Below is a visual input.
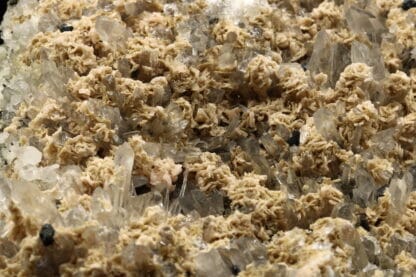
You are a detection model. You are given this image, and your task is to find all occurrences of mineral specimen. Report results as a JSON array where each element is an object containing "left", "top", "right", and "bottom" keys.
[{"left": 0, "top": 0, "right": 415, "bottom": 275}]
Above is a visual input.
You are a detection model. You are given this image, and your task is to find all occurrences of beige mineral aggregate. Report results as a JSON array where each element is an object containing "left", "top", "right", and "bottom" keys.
[{"left": 0, "top": 0, "right": 416, "bottom": 276}]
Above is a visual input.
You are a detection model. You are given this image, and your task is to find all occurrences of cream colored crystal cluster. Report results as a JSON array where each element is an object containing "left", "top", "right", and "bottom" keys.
[{"left": 0, "top": 0, "right": 416, "bottom": 276}]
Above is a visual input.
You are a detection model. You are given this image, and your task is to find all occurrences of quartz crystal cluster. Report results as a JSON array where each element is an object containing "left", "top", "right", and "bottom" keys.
[{"left": 0, "top": 0, "right": 416, "bottom": 275}]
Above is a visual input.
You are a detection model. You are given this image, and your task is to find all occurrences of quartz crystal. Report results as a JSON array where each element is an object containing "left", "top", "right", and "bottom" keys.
[
  {"left": 95, "top": 16, "right": 131, "bottom": 49},
  {"left": 308, "top": 30, "right": 351, "bottom": 87},
  {"left": 388, "top": 173, "right": 413, "bottom": 213},
  {"left": 195, "top": 249, "right": 232, "bottom": 277},
  {"left": 351, "top": 41, "right": 385, "bottom": 80},
  {"left": 313, "top": 107, "right": 342, "bottom": 144},
  {"left": 345, "top": 6, "right": 386, "bottom": 43},
  {"left": 112, "top": 142, "right": 135, "bottom": 211},
  {"left": 179, "top": 188, "right": 224, "bottom": 216},
  {"left": 352, "top": 168, "right": 377, "bottom": 208}
]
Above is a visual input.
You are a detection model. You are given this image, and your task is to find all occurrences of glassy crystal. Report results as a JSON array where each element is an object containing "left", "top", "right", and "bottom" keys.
[
  {"left": 313, "top": 107, "right": 342, "bottom": 145},
  {"left": 194, "top": 249, "right": 232, "bottom": 277},
  {"left": 179, "top": 188, "right": 224, "bottom": 216},
  {"left": 386, "top": 233, "right": 416, "bottom": 258},
  {"left": 345, "top": 6, "right": 386, "bottom": 43},
  {"left": 231, "top": 237, "right": 267, "bottom": 264},
  {"left": 331, "top": 202, "right": 354, "bottom": 221},
  {"left": 352, "top": 168, "right": 377, "bottom": 207},
  {"left": 259, "top": 133, "right": 279, "bottom": 158},
  {"left": 351, "top": 41, "right": 385, "bottom": 80},
  {"left": 112, "top": 142, "right": 135, "bottom": 211},
  {"left": 95, "top": 17, "right": 131, "bottom": 49},
  {"left": 17, "top": 146, "right": 42, "bottom": 166},
  {"left": 10, "top": 179, "right": 60, "bottom": 224},
  {"left": 388, "top": 174, "right": 412, "bottom": 212},
  {"left": 308, "top": 30, "right": 351, "bottom": 87},
  {"left": 362, "top": 235, "right": 381, "bottom": 265}
]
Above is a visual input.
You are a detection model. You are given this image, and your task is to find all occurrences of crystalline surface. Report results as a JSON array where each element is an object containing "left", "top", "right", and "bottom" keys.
[
  {"left": 231, "top": 237, "right": 267, "bottom": 264},
  {"left": 95, "top": 16, "right": 131, "bottom": 49},
  {"left": 112, "top": 142, "right": 135, "bottom": 211},
  {"left": 345, "top": 6, "right": 386, "bottom": 43},
  {"left": 179, "top": 189, "right": 224, "bottom": 216},
  {"left": 313, "top": 107, "right": 342, "bottom": 144},
  {"left": 194, "top": 249, "right": 232, "bottom": 277},
  {"left": 308, "top": 31, "right": 351, "bottom": 87},
  {"left": 352, "top": 168, "right": 377, "bottom": 207},
  {"left": 16, "top": 146, "right": 41, "bottom": 166},
  {"left": 351, "top": 41, "right": 385, "bottom": 80},
  {"left": 388, "top": 174, "right": 412, "bottom": 212}
]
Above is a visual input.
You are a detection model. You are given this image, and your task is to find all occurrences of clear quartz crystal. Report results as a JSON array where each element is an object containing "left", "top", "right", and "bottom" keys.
[
  {"left": 206, "top": 0, "right": 267, "bottom": 23},
  {"left": 125, "top": 191, "right": 163, "bottom": 218},
  {"left": 231, "top": 237, "right": 267, "bottom": 264},
  {"left": 194, "top": 249, "right": 232, "bottom": 277},
  {"left": 112, "top": 142, "right": 135, "bottom": 211},
  {"left": 370, "top": 128, "right": 396, "bottom": 156},
  {"left": 362, "top": 235, "right": 381, "bottom": 264},
  {"left": 345, "top": 6, "right": 386, "bottom": 43},
  {"left": 411, "top": 48, "right": 416, "bottom": 60},
  {"left": 13, "top": 145, "right": 59, "bottom": 184},
  {"left": 259, "top": 133, "right": 280, "bottom": 158},
  {"left": 3, "top": 13, "right": 40, "bottom": 50},
  {"left": 10, "top": 179, "right": 60, "bottom": 225},
  {"left": 313, "top": 107, "right": 342, "bottom": 145},
  {"left": 353, "top": 168, "right": 377, "bottom": 207},
  {"left": 17, "top": 146, "right": 42, "bottom": 166},
  {"left": 351, "top": 41, "right": 385, "bottom": 80},
  {"left": 86, "top": 99, "right": 122, "bottom": 126},
  {"left": 218, "top": 44, "right": 236, "bottom": 68},
  {"left": 308, "top": 31, "right": 351, "bottom": 87},
  {"left": 40, "top": 59, "right": 71, "bottom": 98},
  {"left": 179, "top": 189, "right": 224, "bottom": 216},
  {"left": 38, "top": 12, "right": 60, "bottom": 33},
  {"left": 331, "top": 202, "right": 354, "bottom": 220},
  {"left": 386, "top": 233, "right": 416, "bottom": 258},
  {"left": 65, "top": 205, "right": 89, "bottom": 227},
  {"left": 189, "top": 19, "right": 210, "bottom": 56},
  {"left": 95, "top": 17, "right": 131, "bottom": 49},
  {"left": 1, "top": 86, "right": 25, "bottom": 112},
  {"left": 388, "top": 173, "right": 413, "bottom": 213}
]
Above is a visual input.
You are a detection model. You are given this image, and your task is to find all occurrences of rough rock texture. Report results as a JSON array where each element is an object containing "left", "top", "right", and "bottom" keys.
[{"left": 0, "top": 0, "right": 416, "bottom": 276}]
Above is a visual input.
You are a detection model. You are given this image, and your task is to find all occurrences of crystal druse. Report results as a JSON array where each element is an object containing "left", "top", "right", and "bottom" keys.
[{"left": 0, "top": 0, "right": 416, "bottom": 276}]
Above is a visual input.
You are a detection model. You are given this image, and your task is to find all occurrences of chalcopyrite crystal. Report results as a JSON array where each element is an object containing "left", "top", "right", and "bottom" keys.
[{"left": 0, "top": 0, "right": 416, "bottom": 276}]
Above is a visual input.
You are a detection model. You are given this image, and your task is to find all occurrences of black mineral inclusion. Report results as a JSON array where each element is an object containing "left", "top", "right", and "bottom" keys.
[
  {"left": 287, "top": 130, "right": 300, "bottom": 146},
  {"left": 402, "top": 0, "right": 416, "bottom": 10},
  {"left": 58, "top": 23, "right": 74, "bottom": 32},
  {"left": 39, "top": 224, "right": 55, "bottom": 246},
  {"left": 231, "top": 265, "right": 240, "bottom": 275},
  {"left": 358, "top": 214, "right": 370, "bottom": 232}
]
